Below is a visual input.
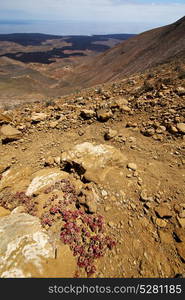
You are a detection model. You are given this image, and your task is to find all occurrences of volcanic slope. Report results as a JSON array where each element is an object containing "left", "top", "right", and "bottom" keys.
[
  {"left": 58, "top": 16, "right": 185, "bottom": 93},
  {"left": 0, "top": 56, "right": 185, "bottom": 278}
]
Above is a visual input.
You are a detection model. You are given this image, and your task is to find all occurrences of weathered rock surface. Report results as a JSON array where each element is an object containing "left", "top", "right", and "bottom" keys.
[
  {"left": 0, "top": 210, "right": 76, "bottom": 278},
  {"left": 26, "top": 168, "right": 68, "bottom": 196},
  {"left": 0, "top": 167, "right": 33, "bottom": 193},
  {"left": 61, "top": 142, "right": 127, "bottom": 183}
]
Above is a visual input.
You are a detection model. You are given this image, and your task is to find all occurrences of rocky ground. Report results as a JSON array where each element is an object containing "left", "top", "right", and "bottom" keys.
[{"left": 0, "top": 59, "right": 185, "bottom": 278}]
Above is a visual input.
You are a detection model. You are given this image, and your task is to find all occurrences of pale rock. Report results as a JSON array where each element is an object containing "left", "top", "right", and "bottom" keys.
[
  {"left": 54, "top": 157, "right": 61, "bottom": 165},
  {"left": 0, "top": 167, "right": 33, "bottom": 193},
  {"left": 110, "top": 97, "right": 128, "bottom": 110},
  {"left": 127, "top": 163, "right": 137, "bottom": 171},
  {"left": 26, "top": 168, "right": 68, "bottom": 196},
  {"left": 49, "top": 121, "right": 58, "bottom": 129},
  {"left": 104, "top": 129, "right": 118, "bottom": 140},
  {"left": 176, "top": 86, "right": 185, "bottom": 96},
  {"left": 179, "top": 211, "right": 185, "bottom": 218},
  {"left": 155, "top": 218, "right": 167, "bottom": 228},
  {"left": 61, "top": 142, "right": 127, "bottom": 184},
  {"left": 176, "top": 123, "right": 185, "bottom": 134},
  {"left": 96, "top": 109, "right": 113, "bottom": 122},
  {"left": 0, "top": 125, "right": 22, "bottom": 143},
  {"left": 120, "top": 105, "right": 131, "bottom": 112},
  {"left": 31, "top": 112, "right": 48, "bottom": 123},
  {"left": 0, "top": 211, "right": 75, "bottom": 277},
  {"left": 108, "top": 221, "right": 115, "bottom": 228},
  {"left": 80, "top": 109, "right": 96, "bottom": 119}
]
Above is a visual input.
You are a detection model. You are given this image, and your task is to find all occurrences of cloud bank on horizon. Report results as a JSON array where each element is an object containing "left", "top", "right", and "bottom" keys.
[{"left": 0, "top": 0, "right": 184, "bottom": 33}]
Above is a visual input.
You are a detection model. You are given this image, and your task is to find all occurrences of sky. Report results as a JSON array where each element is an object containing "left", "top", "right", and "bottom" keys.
[{"left": 0, "top": 0, "right": 185, "bottom": 35}]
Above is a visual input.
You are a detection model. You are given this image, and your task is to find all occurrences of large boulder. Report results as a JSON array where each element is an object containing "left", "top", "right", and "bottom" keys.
[
  {"left": 0, "top": 209, "right": 76, "bottom": 278},
  {"left": 61, "top": 142, "right": 127, "bottom": 184}
]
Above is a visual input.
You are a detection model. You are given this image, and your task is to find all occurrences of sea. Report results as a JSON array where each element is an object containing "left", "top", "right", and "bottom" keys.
[{"left": 0, "top": 20, "right": 157, "bottom": 36}]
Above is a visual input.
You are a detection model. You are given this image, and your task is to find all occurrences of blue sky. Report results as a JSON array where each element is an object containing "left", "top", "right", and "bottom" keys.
[{"left": 0, "top": 0, "right": 184, "bottom": 34}]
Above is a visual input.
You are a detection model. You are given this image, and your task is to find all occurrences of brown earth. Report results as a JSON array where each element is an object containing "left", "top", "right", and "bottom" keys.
[{"left": 0, "top": 57, "right": 185, "bottom": 278}]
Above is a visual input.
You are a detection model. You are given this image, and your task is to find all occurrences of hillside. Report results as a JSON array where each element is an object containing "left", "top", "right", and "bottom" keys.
[
  {"left": 0, "top": 33, "right": 134, "bottom": 107},
  {"left": 58, "top": 16, "right": 185, "bottom": 93},
  {"left": 0, "top": 57, "right": 185, "bottom": 278}
]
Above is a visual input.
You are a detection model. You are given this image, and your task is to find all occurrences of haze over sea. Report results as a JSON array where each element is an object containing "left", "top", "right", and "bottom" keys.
[{"left": 0, "top": 20, "right": 163, "bottom": 36}]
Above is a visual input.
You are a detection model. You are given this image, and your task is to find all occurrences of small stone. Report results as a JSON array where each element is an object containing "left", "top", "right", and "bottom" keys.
[
  {"left": 156, "top": 126, "right": 166, "bottom": 134},
  {"left": 142, "top": 128, "right": 155, "bottom": 137},
  {"left": 155, "top": 206, "right": 172, "bottom": 218},
  {"left": 176, "top": 123, "right": 185, "bottom": 134},
  {"left": 86, "top": 199, "right": 97, "bottom": 214},
  {"left": 108, "top": 221, "right": 115, "bottom": 228},
  {"left": 54, "top": 157, "right": 61, "bottom": 165},
  {"left": 169, "top": 125, "right": 178, "bottom": 134},
  {"left": 176, "top": 86, "right": 185, "bottom": 96},
  {"left": 45, "top": 156, "right": 55, "bottom": 166},
  {"left": 80, "top": 109, "right": 96, "bottom": 119},
  {"left": 31, "top": 112, "right": 48, "bottom": 122},
  {"left": 155, "top": 218, "right": 167, "bottom": 228},
  {"left": 0, "top": 125, "right": 22, "bottom": 143},
  {"left": 105, "top": 206, "right": 111, "bottom": 212},
  {"left": 97, "top": 109, "right": 113, "bottom": 122},
  {"left": 120, "top": 105, "right": 131, "bottom": 112},
  {"left": 101, "top": 190, "right": 108, "bottom": 197},
  {"left": 127, "top": 163, "right": 137, "bottom": 171},
  {"left": 104, "top": 129, "right": 118, "bottom": 140},
  {"left": 179, "top": 211, "right": 185, "bottom": 218},
  {"left": 49, "top": 121, "right": 58, "bottom": 129},
  {"left": 140, "top": 190, "right": 153, "bottom": 202},
  {"left": 177, "top": 217, "right": 185, "bottom": 228}
]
